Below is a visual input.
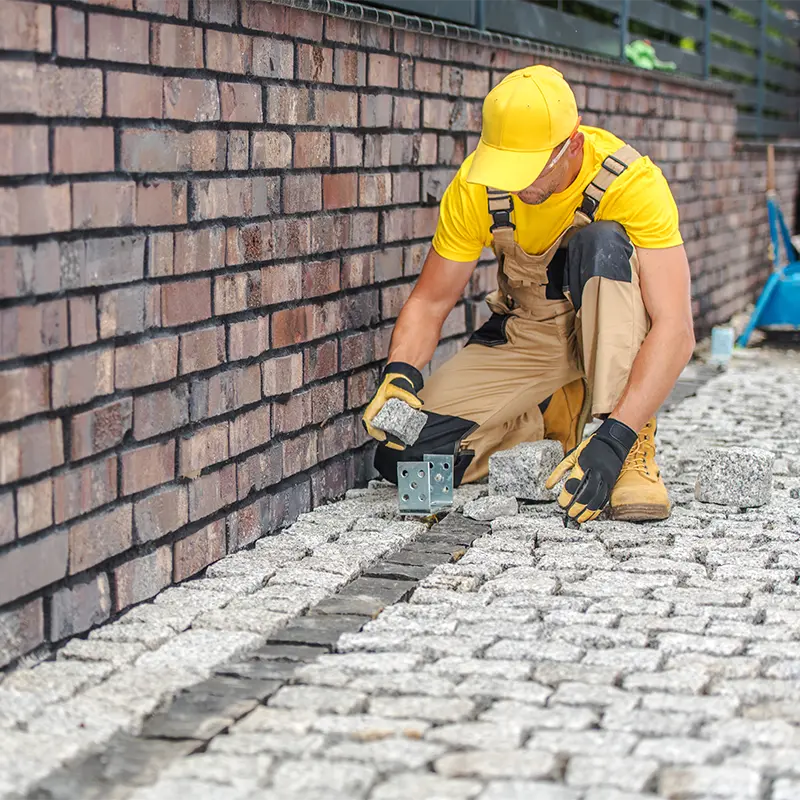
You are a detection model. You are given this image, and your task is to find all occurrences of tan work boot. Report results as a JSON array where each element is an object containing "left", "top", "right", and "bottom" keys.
[
  {"left": 542, "top": 379, "right": 586, "bottom": 455},
  {"left": 609, "top": 417, "right": 671, "bottom": 521}
]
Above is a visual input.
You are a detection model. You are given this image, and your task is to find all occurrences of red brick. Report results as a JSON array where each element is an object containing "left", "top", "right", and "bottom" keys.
[
  {"left": 133, "top": 385, "right": 189, "bottom": 440},
  {"left": 229, "top": 317, "right": 269, "bottom": 362},
  {"left": 148, "top": 232, "right": 174, "bottom": 278},
  {"left": 106, "top": 71, "right": 162, "bottom": 118},
  {"left": 334, "top": 49, "right": 366, "bottom": 86},
  {"left": 272, "top": 390, "right": 311, "bottom": 435},
  {"left": 251, "top": 131, "right": 292, "bottom": 168},
  {"left": 98, "top": 285, "right": 160, "bottom": 338},
  {"left": 226, "top": 222, "right": 273, "bottom": 266},
  {"left": 270, "top": 305, "right": 315, "bottom": 349},
  {"left": 219, "top": 82, "right": 262, "bottom": 123},
  {"left": 116, "top": 337, "right": 179, "bottom": 389},
  {"left": 73, "top": 181, "right": 135, "bottom": 230},
  {"left": 317, "top": 415, "right": 355, "bottom": 462},
  {"left": 0, "top": 365, "right": 49, "bottom": 423},
  {"left": 121, "top": 129, "right": 186, "bottom": 172},
  {"left": 51, "top": 348, "right": 114, "bottom": 410},
  {"left": 374, "top": 247, "right": 404, "bottom": 283},
  {"left": 88, "top": 13, "right": 148, "bottom": 63},
  {"left": 310, "top": 379, "right": 344, "bottom": 424},
  {"left": 0, "top": 418, "right": 63, "bottom": 485},
  {"left": 282, "top": 430, "right": 317, "bottom": 477},
  {"left": 0, "top": 241, "right": 59, "bottom": 299},
  {"left": 56, "top": 6, "right": 85, "bottom": 58},
  {"left": 347, "top": 367, "right": 380, "bottom": 410},
  {"left": 266, "top": 87, "right": 357, "bottom": 127},
  {"left": 301, "top": 258, "right": 340, "bottom": 298},
  {"left": 213, "top": 271, "right": 261, "bottom": 315},
  {"left": 271, "top": 217, "right": 312, "bottom": 260},
  {"left": 180, "top": 325, "right": 225, "bottom": 375},
  {"left": 121, "top": 440, "right": 175, "bottom": 495},
  {"left": 174, "top": 519, "right": 225, "bottom": 582},
  {"left": 283, "top": 174, "right": 322, "bottom": 215},
  {"left": 61, "top": 235, "right": 146, "bottom": 290},
  {"left": 341, "top": 253, "right": 374, "bottom": 289},
  {"left": 304, "top": 339, "right": 338, "bottom": 383},
  {"left": 1, "top": 0, "right": 51, "bottom": 52},
  {"left": 0, "top": 185, "right": 71, "bottom": 237},
  {"left": 341, "top": 329, "right": 374, "bottom": 370},
  {"left": 206, "top": 30, "right": 252, "bottom": 74},
  {"left": 193, "top": 0, "right": 236, "bottom": 24},
  {"left": 16, "top": 477, "right": 52, "bottom": 538},
  {"left": 188, "top": 463, "right": 236, "bottom": 522},
  {"left": 136, "top": 0, "right": 188, "bottom": 15},
  {"left": 133, "top": 484, "right": 187, "bottom": 543},
  {"left": 113, "top": 545, "right": 172, "bottom": 611},
  {"left": 53, "top": 455, "right": 117, "bottom": 524},
  {"left": 393, "top": 97, "right": 420, "bottom": 129},
  {"left": 262, "top": 353, "right": 303, "bottom": 397},
  {"left": 0, "top": 300, "right": 68, "bottom": 361},
  {"left": 242, "top": 2, "right": 323, "bottom": 39},
  {"left": 172, "top": 226, "right": 224, "bottom": 275},
  {"left": 50, "top": 572, "right": 111, "bottom": 640},
  {"left": 237, "top": 443, "right": 282, "bottom": 500},
  {"left": 0, "top": 125, "right": 48, "bottom": 176},
  {"left": 298, "top": 44, "right": 333, "bottom": 82},
  {"left": 0, "top": 492, "right": 14, "bottom": 546},
  {"left": 191, "top": 176, "right": 279, "bottom": 221},
  {"left": 0, "top": 531, "right": 67, "bottom": 606},
  {"left": 68, "top": 503, "right": 131, "bottom": 575},
  {"left": 311, "top": 457, "right": 349, "bottom": 506},
  {"left": 366, "top": 53, "right": 397, "bottom": 88},
  {"left": 252, "top": 36, "right": 294, "bottom": 78},
  {"left": 323, "top": 172, "right": 358, "bottom": 210},
  {"left": 53, "top": 126, "right": 113, "bottom": 175},
  {"left": 294, "top": 132, "right": 330, "bottom": 169},
  {"left": 136, "top": 181, "right": 187, "bottom": 227},
  {"left": 164, "top": 77, "right": 219, "bottom": 122},
  {"left": 227, "top": 130, "right": 249, "bottom": 170},
  {"left": 0, "top": 598, "right": 44, "bottom": 668},
  {"left": 229, "top": 404, "right": 270, "bottom": 457},
  {"left": 179, "top": 422, "right": 228, "bottom": 476},
  {"left": 226, "top": 495, "right": 266, "bottom": 551},
  {"left": 70, "top": 398, "right": 132, "bottom": 460},
  {"left": 360, "top": 94, "right": 392, "bottom": 128},
  {"left": 37, "top": 66, "right": 102, "bottom": 117},
  {"left": 83, "top": 0, "right": 133, "bottom": 8},
  {"left": 393, "top": 173, "right": 420, "bottom": 204},
  {"left": 160, "top": 278, "right": 211, "bottom": 328},
  {"left": 190, "top": 364, "right": 261, "bottom": 422},
  {"left": 151, "top": 21, "right": 202, "bottom": 68},
  {"left": 359, "top": 173, "right": 392, "bottom": 206}
]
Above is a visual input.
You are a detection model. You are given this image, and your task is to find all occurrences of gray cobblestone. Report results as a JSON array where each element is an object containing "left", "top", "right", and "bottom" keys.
[
  {"left": 623, "top": 669, "right": 710, "bottom": 694},
  {"left": 527, "top": 729, "right": 638, "bottom": 756},
  {"left": 326, "top": 737, "right": 448, "bottom": 770},
  {"left": 271, "top": 758, "right": 377, "bottom": 797},
  {"left": 550, "top": 682, "right": 639, "bottom": 711},
  {"left": 772, "top": 778, "right": 800, "bottom": 800},
  {"left": 435, "top": 749, "right": 560, "bottom": 780},
  {"left": 127, "top": 778, "right": 255, "bottom": 800},
  {"left": 565, "top": 755, "right": 659, "bottom": 792},
  {"left": 209, "top": 730, "right": 326, "bottom": 756},
  {"left": 312, "top": 713, "right": 430, "bottom": 738},
  {"left": 477, "top": 781, "right": 580, "bottom": 800},
  {"left": 160, "top": 752, "right": 274, "bottom": 786},
  {"left": 454, "top": 676, "right": 552, "bottom": 704},
  {"left": 633, "top": 736, "right": 729, "bottom": 765},
  {"left": 535, "top": 662, "right": 620, "bottom": 686},
  {"left": 658, "top": 765, "right": 762, "bottom": 798},
  {"left": 480, "top": 701, "right": 599, "bottom": 731},
  {"left": 426, "top": 721, "right": 525, "bottom": 750},
  {"left": 269, "top": 685, "right": 368, "bottom": 714},
  {"left": 370, "top": 773, "right": 482, "bottom": 799},
  {"left": 602, "top": 708, "right": 699, "bottom": 737},
  {"left": 427, "top": 657, "right": 532, "bottom": 680},
  {"left": 485, "top": 638, "right": 582, "bottom": 663},
  {"left": 369, "top": 694, "right": 475, "bottom": 722}
]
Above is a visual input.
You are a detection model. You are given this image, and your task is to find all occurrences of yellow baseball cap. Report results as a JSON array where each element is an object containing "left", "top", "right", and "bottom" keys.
[{"left": 467, "top": 65, "right": 579, "bottom": 192}]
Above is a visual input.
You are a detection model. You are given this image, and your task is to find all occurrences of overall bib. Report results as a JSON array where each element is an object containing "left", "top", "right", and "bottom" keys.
[{"left": 375, "top": 145, "right": 652, "bottom": 486}]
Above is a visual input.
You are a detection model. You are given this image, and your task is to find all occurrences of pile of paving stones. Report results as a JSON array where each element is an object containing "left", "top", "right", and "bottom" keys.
[{"left": 2, "top": 347, "right": 800, "bottom": 800}]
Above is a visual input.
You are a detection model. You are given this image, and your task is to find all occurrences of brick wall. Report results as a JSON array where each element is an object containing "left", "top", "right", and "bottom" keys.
[{"left": 0, "top": 0, "right": 797, "bottom": 667}]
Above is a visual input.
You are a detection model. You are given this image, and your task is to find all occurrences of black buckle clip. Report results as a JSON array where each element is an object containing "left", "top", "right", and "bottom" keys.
[
  {"left": 578, "top": 195, "right": 599, "bottom": 219},
  {"left": 603, "top": 154, "right": 628, "bottom": 176},
  {"left": 490, "top": 210, "right": 515, "bottom": 231}
]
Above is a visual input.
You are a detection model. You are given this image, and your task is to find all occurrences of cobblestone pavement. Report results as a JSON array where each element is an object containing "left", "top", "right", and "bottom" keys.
[{"left": 3, "top": 345, "right": 800, "bottom": 800}]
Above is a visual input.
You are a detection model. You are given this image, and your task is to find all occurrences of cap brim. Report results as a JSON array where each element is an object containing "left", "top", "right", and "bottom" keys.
[{"left": 466, "top": 139, "right": 552, "bottom": 192}]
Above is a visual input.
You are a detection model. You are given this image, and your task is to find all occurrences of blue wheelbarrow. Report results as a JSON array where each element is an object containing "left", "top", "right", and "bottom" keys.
[{"left": 737, "top": 144, "right": 800, "bottom": 347}]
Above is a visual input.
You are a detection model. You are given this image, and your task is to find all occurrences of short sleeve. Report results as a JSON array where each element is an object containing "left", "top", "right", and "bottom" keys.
[
  {"left": 431, "top": 169, "right": 487, "bottom": 262},
  {"left": 599, "top": 157, "right": 683, "bottom": 250}
]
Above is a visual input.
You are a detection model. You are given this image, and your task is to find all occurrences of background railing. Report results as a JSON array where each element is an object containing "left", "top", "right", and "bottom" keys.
[{"left": 365, "top": 0, "right": 800, "bottom": 139}]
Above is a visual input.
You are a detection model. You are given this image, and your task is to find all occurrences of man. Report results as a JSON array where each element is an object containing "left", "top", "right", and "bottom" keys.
[{"left": 362, "top": 65, "right": 695, "bottom": 524}]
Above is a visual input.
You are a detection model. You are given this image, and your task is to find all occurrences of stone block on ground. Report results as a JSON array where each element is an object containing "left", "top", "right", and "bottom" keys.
[
  {"left": 694, "top": 447, "right": 774, "bottom": 507},
  {"left": 463, "top": 495, "right": 518, "bottom": 521},
  {"left": 489, "top": 440, "right": 564, "bottom": 501},
  {"left": 372, "top": 398, "right": 427, "bottom": 447}
]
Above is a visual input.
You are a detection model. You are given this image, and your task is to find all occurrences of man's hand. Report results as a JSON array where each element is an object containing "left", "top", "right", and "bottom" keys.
[
  {"left": 545, "top": 419, "right": 638, "bottom": 523},
  {"left": 362, "top": 362, "right": 424, "bottom": 451}
]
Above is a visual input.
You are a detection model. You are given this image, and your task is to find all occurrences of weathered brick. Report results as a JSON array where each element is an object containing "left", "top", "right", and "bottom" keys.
[
  {"left": 160, "top": 278, "right": 211, "bottom": 327},
  {"left": 393, "top": 173, "right": 420, "bottom": 204},
  {"left": 51, "top": 348, "right": 114, "bottom": 409},
  {"left": 304, "top": 339, "right": 339, "bottom": 383},
  {"left": 236, "top": 443, "right": 282, "bottom": 500},
  {"left": 151, "top": 21, "right": 202, "bottom": 68},
  {"left": 347, "top": 367, "right": 380, "bottom": 409},
  {"left": 174, "top": 225, "right": 225, "bottom": 275},
  {"left": 193, "top": 0, "right": 236, "bottom": 24},
  {"left": 251, "top": 131, "right": 292, "bottom": 169},
  {"left": 368, "top": 54, "right": 399, "bottom": 87},
  {"left": 180, "top": 325, "right": 225, "bottom": 375},
  {"left": 0, "top": 241, "right": 60, "bottom": 299},
  {"left": 164, "top": 77, "right": 220, "bottom": 121},
  {"left": 88, "top": 12, "right": 148, "bottom": 62},
  {"left": 228, "top": 130, "right": 250, "bottom": 170},
  {"left": 229, "top": 317, "right": 269, "bottom": 361},
  {"left": 192, "top": 176, "right": 279, "bottom": 222},
  {"left": 0, "top": 530, "right": 68, "bottom": 606},
  {"left": 136, "top": 180, "right": 187, "bottom": 226},
  {"left": 174, "top": 519, "right": 226, "bottom": 581},
  {"left": 148, "top": 232, "right": 174, "bottom": 278},
  {"left": 69, "top": 504, "right": 132, "bottom": 575},
  {"left": 107, "top": 71, "right": 163, "bottom": 118},
  {"left": 298, "top": 43, "right": 333, "bottom": 82},
  {"left": 283, "top": 173, "right": 322, "bottom": 214},
  {"left": 188, "top": 463, "right": 236, "bottom": 522},
  {"left": 227, "top": 495, "right": 268, "bottom": 551},
  {"left": 262, "top": 353, "right": 303, "bottom": 397},
  {"left": 394, "top": 96, "right": 421, "bottom": 129},
  {"left": 283, "top": 430, "right": 318, "bottom": 477},
  {"left": 70, "top": 398, "right": 132, "bottom": 460},
  {"left": 0, "top": 61, "right": 37, "bottom": 113},
  {"left": 180, "top": 422, "right": 229, "bottom": 476},
  {"left": 226, "top": 222, "right": 273, "bottom": 267},
  {"left": 121, "top": 440, "right": 175, "bottom": 495},
  {"left": 206, "top": 29, "right": 252, "bottom": 74},
  {"left": 72, "top": 180, "right": 135, "bottom": 229},
  {"left": 53, "top": 126, "right": 111, "bottom": 175},
  {"left": 113, "top": 546, "right": 172, "bottom": 611},
  {"left": 360, "top": 94, "right": 393, "bottom": 127},
  {"left": 0, "top": 598, "right": 43, "bottom": 668},
  {"left": 272, "top": 390, "right": 311, "bottom": 435},
  {"left": 50, "top": 573, "right": 112, "bottom": 641},
  {"left": 271, "top": 217, "right": 312, "bottom": 259},
  {"left": 0, "top": 492, "right": 14, "bottom": 546},
  {"left": 122, "top": 129, "right": 185, "bottom": 173},
  {"left": 0, "top": 184, "right": 71, "bottom": 237},
  {"left": 311, "top": 457, "right": 349, "bottom": 506},
  {"left": 0, "top": 418, "right": 63, "bottom": 485},
  {"left": 133, "top": 484, "right": 188, "bottom": 543},
  {"left": 252, "top": 36, "right": 294, "bottom": 78},
  {"left": 68, "top": 296, "right": 97, "bottom": 347},
  {"left": 229, "top": 404, "right": 271, "bottom": 457},
  {"left": 0, "top": 125, "right": 48, "bottom": 176},
  {"left": 61, "top": 235, "right": 145, "bottom": 290},
  {"left": 190, "top": 364, "right": 261, "bottom": 422},
  {"left": 53, "top": 455, "right": 117, "bottom": 525},
  {"left": 116, "top": 337, "right": 178, "bottom": 390},
  {"left": 99, "top": 285, "right": 160, "bottom": 338},
  {"left": 133, "top": 385, "right": 188, "bottom": 441},
  {"left": 270, "top": 305, "right": 315, "bottom": 349},
  {"left": 266, "top": 87, "right": 357, "bottom": 127},
  {"left": 1, "top": 0, "right": 52, "bottom": 53},
  {"left": 295, "top": 132, "right": 331, "bottom": 168},
  {"left": 334, "top": 49, "right": 366, "bottom": 86},
  {"left": 15, "top": 477, "right": 52, "bottom": 539},
  {"left": 0, "top": 365, "right": 49, "bottom": 423},
  {"left": 220, "top": 82, "right": 262, "bottom": 123},
  {"left": 317, "top": 414, "right": 355, "bottom": 462},
  {"left": 0, "top": 300, "right": 68, "bottom": 362},
  {"left": 213, "top": 271, "right": 260, "bottom": 314},
  {"left": 56, "top": 6, "right": 85, "bottom": 58},
  {"left": 323, "top": 173, "right": 358, "bottom": 210},
  {"left": 359, "top": 173, "right": 393, "bottom": 206},
  {"left": 136, "top": 0, "right": 188, "bottom": 17},
  {"left": 333, "top": 133, "right": 363, "bottom": 167}
]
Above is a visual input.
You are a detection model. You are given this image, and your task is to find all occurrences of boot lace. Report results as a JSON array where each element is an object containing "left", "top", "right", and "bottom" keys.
[{"left": 619, "top": 433, "right": 656, "bottom": 479}]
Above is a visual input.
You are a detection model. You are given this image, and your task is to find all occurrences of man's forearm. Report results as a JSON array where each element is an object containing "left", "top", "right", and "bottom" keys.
[
  {"left": 386, "top": 296, "right": 447, "bottom": 371},
  {"left": 610, "top": 321, "right": 695, "bottom": 433}
]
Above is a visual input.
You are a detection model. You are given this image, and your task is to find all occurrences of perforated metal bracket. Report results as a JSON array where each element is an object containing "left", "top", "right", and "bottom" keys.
[{"left": 397, "top": 453, "right": 454, "bottom": 515}]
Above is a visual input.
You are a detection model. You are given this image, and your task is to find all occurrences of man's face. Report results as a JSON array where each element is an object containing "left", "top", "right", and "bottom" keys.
[{"left": 513, "top": 141, "right": 571, "bottom": 206}]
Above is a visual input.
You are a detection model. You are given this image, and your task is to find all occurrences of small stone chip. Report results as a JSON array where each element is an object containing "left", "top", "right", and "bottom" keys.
[
  {"left": 463, "top": 495, "right": 518, "bottom": 521},
  {"left": 489, "top": 440, "right": 564, "bottom": 501},
  {"left": 694, "top": 446, "right": 774, "bottom": 507},
  {"left": 372, "top": 398, "right": 428, "bottom": 447}
]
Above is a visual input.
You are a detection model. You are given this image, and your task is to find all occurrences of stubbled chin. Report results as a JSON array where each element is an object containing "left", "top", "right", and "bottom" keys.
[{"left": 517, "top": 192, "right": 548, "bottom": 205}]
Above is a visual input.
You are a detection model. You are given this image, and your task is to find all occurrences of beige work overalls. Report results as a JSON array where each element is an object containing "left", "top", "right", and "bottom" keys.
[{"left": 418, "top": 145, "right": 651, "bottom": 484}]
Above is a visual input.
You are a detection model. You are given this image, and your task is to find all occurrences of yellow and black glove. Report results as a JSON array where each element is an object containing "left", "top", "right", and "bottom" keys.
[
  {"left": 545, "top": 418, "right": 637, "bottom": 524},
  {"left": 361, "top": 362, "right": 424, "bottom": 451}
]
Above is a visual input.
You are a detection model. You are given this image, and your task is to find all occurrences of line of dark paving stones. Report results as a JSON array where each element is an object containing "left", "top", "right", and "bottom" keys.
[{"left": 27, "top": 513, "right": 490, "bottom": 800}]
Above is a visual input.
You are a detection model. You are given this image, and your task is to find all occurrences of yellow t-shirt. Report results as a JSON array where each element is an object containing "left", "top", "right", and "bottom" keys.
[{"left": 432, "top": 126, "right": 683, "bottom": 262}]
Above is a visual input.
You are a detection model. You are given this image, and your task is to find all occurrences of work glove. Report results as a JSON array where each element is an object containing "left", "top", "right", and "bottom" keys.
[
  {"left": 545, "top": 418, "right": 637, "bottom": 524},
  {"left": 361, "top": 361, "right": 424, "bottom": 451}
]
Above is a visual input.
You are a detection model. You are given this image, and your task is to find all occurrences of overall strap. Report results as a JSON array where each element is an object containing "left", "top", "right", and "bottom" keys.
[
  {"left": 487, "top": 187, "right": 516, "bottom": 248},
  {"left": 576, "top": 144, "right": 641, "bottom": 224}
]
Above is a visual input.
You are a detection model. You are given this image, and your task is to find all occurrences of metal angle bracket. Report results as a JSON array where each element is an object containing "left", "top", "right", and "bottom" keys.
[{"left": 397, "top": 453, "right": 454, "bottom": 515}]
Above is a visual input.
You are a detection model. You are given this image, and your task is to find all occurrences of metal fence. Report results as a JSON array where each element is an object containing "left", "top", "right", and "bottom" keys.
[{"left": 365, "top": 0, "right": 800, "bottom": 139}]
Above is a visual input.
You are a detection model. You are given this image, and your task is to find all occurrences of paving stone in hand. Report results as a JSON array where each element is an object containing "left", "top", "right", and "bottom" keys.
[
  {"left": 489, "top": 439, "right": 564, "bottom": 501},
  {"left": 372, "top": 397, "right": 428, "bottom": 446}
]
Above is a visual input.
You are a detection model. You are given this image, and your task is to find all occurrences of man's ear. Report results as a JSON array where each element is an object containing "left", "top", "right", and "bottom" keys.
[{"left": 568, "top": 131, "right": 584, "bottom": 156}]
